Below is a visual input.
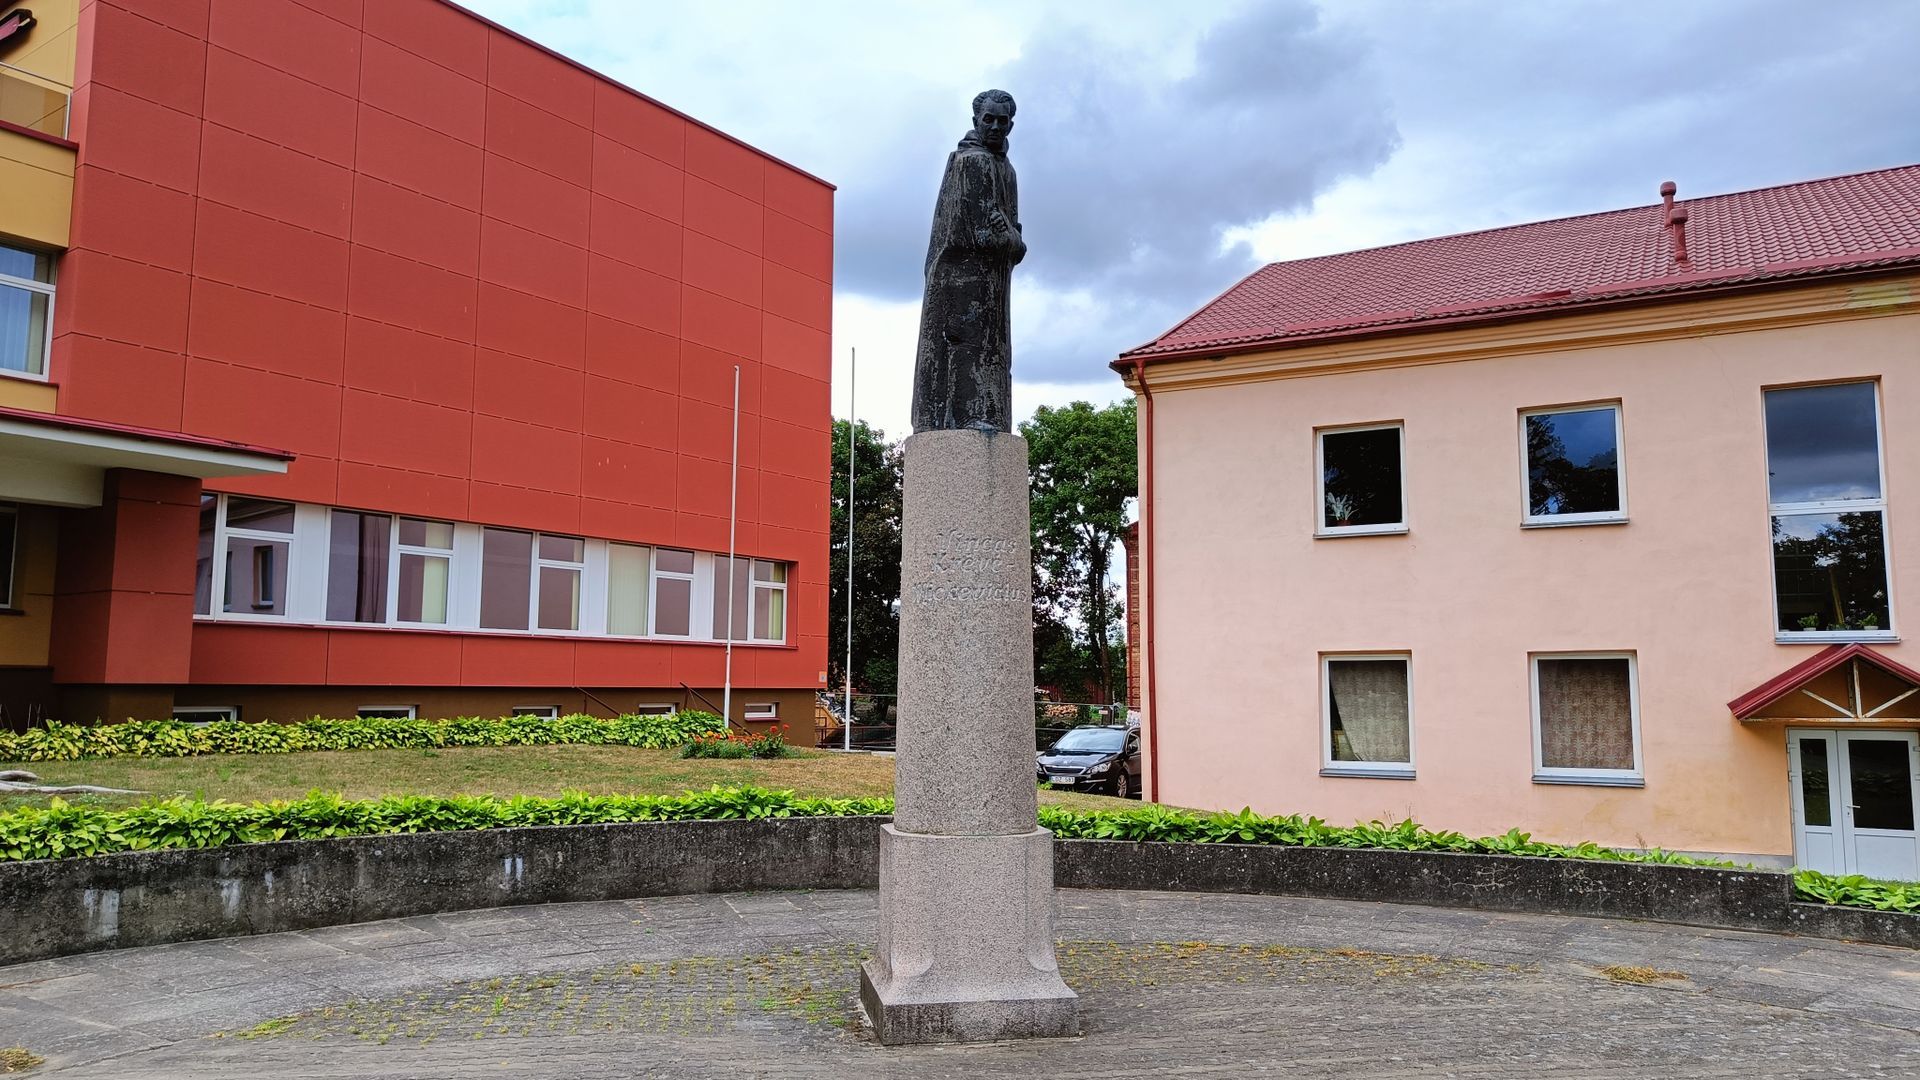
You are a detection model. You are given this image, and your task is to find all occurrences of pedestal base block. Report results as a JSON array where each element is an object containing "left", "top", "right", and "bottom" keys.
[{"left": 859, "top": 824, "right": 1080, "bottom": 1044}]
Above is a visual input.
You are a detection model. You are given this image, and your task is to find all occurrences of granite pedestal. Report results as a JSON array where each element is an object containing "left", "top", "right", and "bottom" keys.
[{"left": 859, "top": 429, "right": 1079, "bottom": 1044}]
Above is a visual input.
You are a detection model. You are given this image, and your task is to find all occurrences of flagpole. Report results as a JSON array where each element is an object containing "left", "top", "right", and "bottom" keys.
[
  {"left": 722, "top": 364, "right": 740, "bottom": 727},
  {"left": 843, "top": 347, "right": 856, "bottom": 751}
]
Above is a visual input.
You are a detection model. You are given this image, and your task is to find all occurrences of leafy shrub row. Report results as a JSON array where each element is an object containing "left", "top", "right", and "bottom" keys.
[
  {"left": 0, "top": 712, "right": 729, "bottom": 763},
  {"left": 0, "top": 788, "right": 1909, "bottom": 914}
]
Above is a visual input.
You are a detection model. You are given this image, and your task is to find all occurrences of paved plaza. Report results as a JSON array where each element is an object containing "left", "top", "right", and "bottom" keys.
[{"left": 0, "top": 888, "right": 1915, "bottom": 1078}]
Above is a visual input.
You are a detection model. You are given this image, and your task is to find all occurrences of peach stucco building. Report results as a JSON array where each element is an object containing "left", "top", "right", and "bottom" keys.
[{"left": 1117, "top": 166, "right": 1920, "bottom": 875}]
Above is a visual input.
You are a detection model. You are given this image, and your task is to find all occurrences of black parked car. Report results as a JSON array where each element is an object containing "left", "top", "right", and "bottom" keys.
[{"left": 1036, "top": 724, "right": 1141, "bottom": 799}]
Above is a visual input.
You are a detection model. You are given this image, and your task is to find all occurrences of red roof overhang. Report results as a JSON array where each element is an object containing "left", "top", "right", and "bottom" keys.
[{"left": 1727, "top": 644, "right": 1920, "bottom": 719}]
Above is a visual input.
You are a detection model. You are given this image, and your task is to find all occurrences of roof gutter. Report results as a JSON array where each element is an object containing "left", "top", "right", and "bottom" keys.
[{"left": 1128, "top": 356, "right": 1161, "bottom": 803}]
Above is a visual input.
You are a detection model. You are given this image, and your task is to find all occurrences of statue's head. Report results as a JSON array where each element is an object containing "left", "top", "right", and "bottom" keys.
[{"left": 971, "top": 89, "right": 1015, "bottom": 153}]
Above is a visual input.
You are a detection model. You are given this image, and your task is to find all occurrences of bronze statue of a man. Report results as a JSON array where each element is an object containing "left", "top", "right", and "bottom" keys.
[{"left": 910, "top": 89, "right": 1024, "bottom": 434}]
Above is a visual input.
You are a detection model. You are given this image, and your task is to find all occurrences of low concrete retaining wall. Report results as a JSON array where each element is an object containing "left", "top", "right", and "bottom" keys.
[{"left": 0, "top": 821, "right": 1912, "bottom": 965}]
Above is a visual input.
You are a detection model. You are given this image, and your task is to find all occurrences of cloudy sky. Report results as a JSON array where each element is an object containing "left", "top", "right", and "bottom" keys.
[{"left": 467, "top": 0, "right": 1920, "bottom": 440}]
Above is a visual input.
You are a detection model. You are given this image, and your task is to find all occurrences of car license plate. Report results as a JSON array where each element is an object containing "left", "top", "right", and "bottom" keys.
[{"left": 1048, "top": 774, "right": 1075, "bottom": 784}]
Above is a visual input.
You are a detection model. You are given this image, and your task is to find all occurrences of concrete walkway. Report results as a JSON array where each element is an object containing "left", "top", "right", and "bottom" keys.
[{"left": 0, "top": 889, "right": 1915, "bottom": 1078}]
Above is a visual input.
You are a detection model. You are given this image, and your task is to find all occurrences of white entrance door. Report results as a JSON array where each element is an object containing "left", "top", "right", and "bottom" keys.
[{"left": 1789, "top": 729, "right": 1920, "bottom": 880}]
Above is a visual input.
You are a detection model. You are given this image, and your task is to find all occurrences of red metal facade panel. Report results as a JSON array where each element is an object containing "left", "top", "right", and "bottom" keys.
[{"left": 56, "top": 0, "right": 834, "bottom": 692}]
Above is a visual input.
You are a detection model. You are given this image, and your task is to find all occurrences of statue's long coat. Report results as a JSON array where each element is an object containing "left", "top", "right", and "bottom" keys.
[{"left": 910, "top": 133, "right": 1024, "bottom": 433}]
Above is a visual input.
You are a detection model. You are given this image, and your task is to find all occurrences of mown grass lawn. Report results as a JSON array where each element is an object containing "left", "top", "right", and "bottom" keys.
[{"left": 0, "top": 745, "right": 1133, "bottom": 812}]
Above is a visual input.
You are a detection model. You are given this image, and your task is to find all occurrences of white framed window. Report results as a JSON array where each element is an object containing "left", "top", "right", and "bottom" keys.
[
  {"left": 0, "top": 242, "right": 55, "bottom": 380},
  {"left": 326, "top": 509, "right": 391, "bottom": 623},
  {"left": 607, "top": 543, "right": 652, "bottom": 635},
  {"left": 650, "top": 547, "right": 695, "bottom": 637},
  {"left": 1316, "top": 423, "right": 1406, "bottom": 536},
  {"left": 535, "top": 534, "right": 585, "bottom": 632},
  {"left": 1320, "top": 654, "right": 1414, "bottom": 777},
  {"left": 479, "top": 527, "right": 534, "bottom": 630},
  {"left": 745, "top": 702, "right": 779, "bottom": 721},
  {"left": 0, "top": 503, "right": 17, "bottom": 609},
  {"left": 632, "top": 703, "right": 678, "bottom": 716},
  {"left": 218, "top": 496, "right": 297, "bottom": 619},
  {"left": 171, "top": 706, "right": 238, "bottom": 725},
  {"left": 1531, "top": 653, "right": 1642, "bottom": 786},
  {"left": 511, "top": 705, "right": 560, "bottom": 720},
  {"left": 1764, "top": 381, "right": 1894, "bottom": 641},
  {"left": 712, "top": 556, "right": 791, "bottom": 644},
  {"left": 394, "top": 517, "right": 454, "bottom": 625},
  {"left": 1521, "top": 402, "right": 1626, "bottom": 526},
  {"left": 356, "top": 705, "right": 417, "bottom": 720}
]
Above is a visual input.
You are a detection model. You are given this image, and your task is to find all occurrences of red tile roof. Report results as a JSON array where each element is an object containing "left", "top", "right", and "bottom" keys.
[{"left": 1119, "top": 164, "right": 1920, "bottom": 365}]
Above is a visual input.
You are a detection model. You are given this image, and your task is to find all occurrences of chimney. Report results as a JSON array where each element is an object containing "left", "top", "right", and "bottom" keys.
[{"left": 1661, "top": 180, "right": 1690, "bottom": 267}]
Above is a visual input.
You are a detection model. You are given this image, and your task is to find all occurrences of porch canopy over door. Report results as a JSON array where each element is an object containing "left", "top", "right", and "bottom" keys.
[{"left": 1731, "top": 644, "right": 1920, "bottom": 723}]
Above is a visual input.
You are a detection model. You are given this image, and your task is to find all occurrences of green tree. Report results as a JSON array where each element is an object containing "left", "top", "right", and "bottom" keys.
[
  {"left": 1021, "top": 399, "right": 1138, "bottom": 702},
  {"left": 829, "top": 419, "right": 904, "bottom": 695}
]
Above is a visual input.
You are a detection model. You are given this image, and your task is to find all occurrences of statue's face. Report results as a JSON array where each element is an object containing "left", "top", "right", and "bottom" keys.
[{"left": 974, "top": 101, "right": 1014, "bottom": 152}]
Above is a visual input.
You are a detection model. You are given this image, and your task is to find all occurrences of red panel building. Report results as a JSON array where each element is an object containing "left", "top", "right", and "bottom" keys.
[{"left": 0, "top": 0, "right": 833, "bottom": 728}]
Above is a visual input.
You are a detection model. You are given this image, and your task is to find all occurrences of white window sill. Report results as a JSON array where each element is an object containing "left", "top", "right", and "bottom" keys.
[
  {"left": 1320, "top": 766, "right": 1416, "bottom": 780},
  {"left": 1314, "top": 525, "right": 1409, "bottom": 539},
  {"left": 190, "top": 615, "right": 791, "bottom": 647},
  {"left": 0, "top": 367, "right": 49, "bottom": 384},
  {"left": 1520, "top": 515, "right": 1628, "bottom": 529},
  {"left": 1775, "top": 631, "right": 1898, "bottom": 644},
  {"left": 1532, "top": 773, "right": 1644, "bottom": 788}
]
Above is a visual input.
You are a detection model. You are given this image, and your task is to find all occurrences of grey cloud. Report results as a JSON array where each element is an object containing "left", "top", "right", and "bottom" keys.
[{"left": 833, "top": 2, "right": 1401, "bottom": 382}]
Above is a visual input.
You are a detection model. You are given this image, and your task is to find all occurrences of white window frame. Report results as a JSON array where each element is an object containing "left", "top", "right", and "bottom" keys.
[
  {"left": 0, "top": 503, "right": 16, "bottom": 608},
  {"left": 1518, "top": 401, "right": 1628, "bottom": 527},
  {"left": 392, "top": 516, "right": 456, "bottom": 627},
  {"left": 1314, "top": 422, "right": 1408, "bottom": 538},
  {"left": 0, "top": 243, "right": 55, "bottom": 382},
  {"left": 1530, "top": 651, "right": 1643, "bottom": 787},
  {"left": 171, "top": 706, "right": 238, "bottom": 726},
  {"left": 649, "top": 547, "right": 697, "bottom": 638},
  {"left": 531, "top": 533, "right": 587, "bottom": 634},
  {"left": 745, "top": 702, "right": 779, "bottom": 721},
  {"left": 1763, "top": 380, "right": 1896, "bottom": 644},
  {"left": 750, "top": 559, "right": 788, "bottom": 644},
  {"left": 210, "top": 494, "right": 300, "bottom": 622},
  {"left": 510, "top": 705, "right": 561, "bottom": 720},
  {"left": 1319, "top": 652, "right": 1415, "bottom": 779},
  {"left": 632, "top": 703, "right": 678, "bottom": 716},
  {"left": 355, "top": 704, "right": 417, "bottom": 720}
]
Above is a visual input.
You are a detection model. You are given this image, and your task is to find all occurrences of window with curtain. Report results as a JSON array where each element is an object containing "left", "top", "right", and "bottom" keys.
[
  {"left": 1323, "top": 656, "right": 1412, "bottom": 775},
  {"left": 221, "top": 496, "right": 294, "bottom": 617},
  {"left": 1764, "top": 382, "right": 1891, "bottom": 637},
  {"left": 326, "top": 511, "right": 391, "bottom": 623},
  {"left": 607, "top": 543, "right": 652, "bottom": 635},
  {"left": 1533, "top": 654, "right": 1639, "bottom": 783},
  {"left": 395, "top": 518, "right": 453, "bottom": 624},
  {"left": 651, "top": 548, "right": 694, "bottom": 636},
  {"left": 535, "top": 534, "right": 585, "bottom": 631},
  {"left": 712, "top": 556, "right": 790, "bottom": 643}
]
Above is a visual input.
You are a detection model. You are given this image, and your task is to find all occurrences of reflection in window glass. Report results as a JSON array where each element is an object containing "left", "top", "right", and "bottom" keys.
[
  {"left": 397, "top": 552, "right": 450, "bottom": 624},
  {"left": 1764, "top": 383, "right": 1881, "bottom": 504},
  {"left": 1798, "top": 738, "right": 1830, "bottom": 827},
  {"left": 195, "top": 496, "right": 216, "bottom": 615},
  {"left": 1320, "top": 427, "right": 1403, "bottom": 530},
  {"left": 712, "top": 555, "right": 752, "bottom": 641},
  {"left": 326, "top": 511, "right": 391, "bottom": 622},
  {"left": 1773, "top": 512, "right": 1890, "bottom": 633},
  {"left": 398, "top": 518, "right": 453, "bottom": 548},
  {"left": 226, "top": 497, "right": 295, "bottom": 533},
  {"left": 1535, "top": 657, "right": 1636, "bottom": 774},
  {"left": 652, "top": 548, "right": 694, "bottom": 636},
  {"left": 0, "top": 284, "right": 50, "bottom": 376},
  {"left": 480, "top": 528, "right": 532, "bottom": 630},
  {"left": 1848, "top": 739, "right": 1915, "bottom": 831},
  {"left": 607, "top": 544, "right": 651, "bottom": 635},
  {"left": 1325, "top": 657, "right": 1411, "bottom": 767},
  {"left": 1525, "top": 406, "right": 1620, "bottom": 518},
  {"left": 538, "top": 564, "right": 581, "bottom": 631},
  {"left": 224, "top": 536, "right": 289, "bottom": 615}
]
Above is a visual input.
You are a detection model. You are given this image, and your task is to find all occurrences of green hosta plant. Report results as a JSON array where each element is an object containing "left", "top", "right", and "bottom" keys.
[{"left": 0, "top": 712, "right": 728, "bottom": 763}]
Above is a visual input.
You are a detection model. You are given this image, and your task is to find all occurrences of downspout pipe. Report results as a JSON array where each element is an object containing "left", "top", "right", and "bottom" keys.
[{"left": 1130, "top": 357, "right": 1160, "bottom": 803}]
